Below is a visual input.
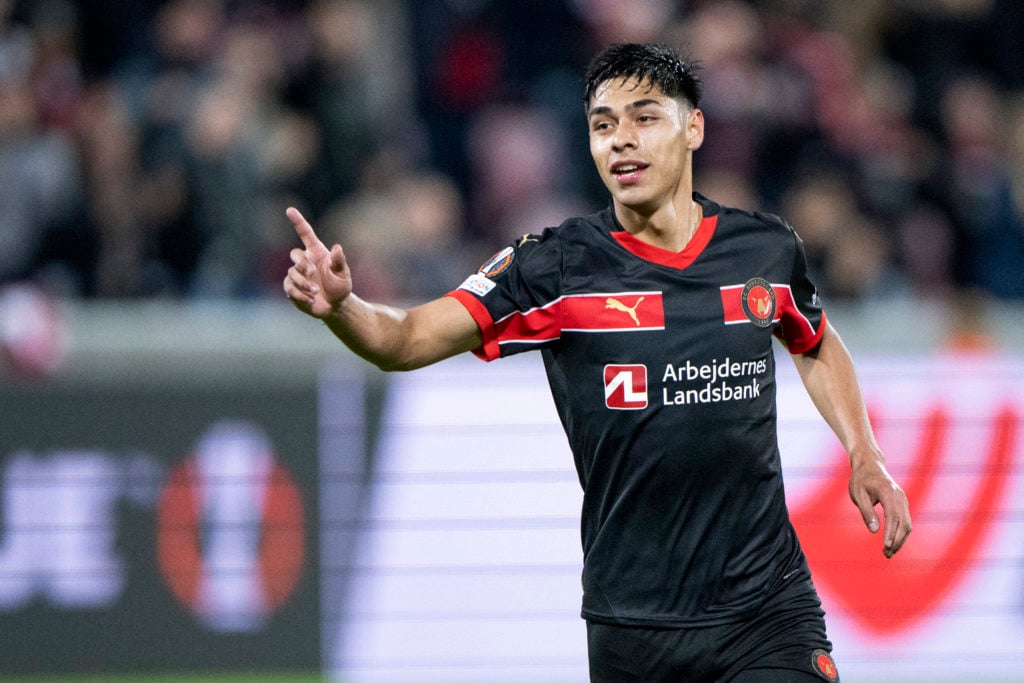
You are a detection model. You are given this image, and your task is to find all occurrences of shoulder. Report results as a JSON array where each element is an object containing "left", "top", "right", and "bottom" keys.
[
  {"left": 507, "top": 207, "right": 615, "bottom": 259},
  {"left": 717, "top": 206, "right": 795, "bottom": 237},
  {"left": 699, "top": 194, "right": 800, "bottom": 247},
  {"left": 547, "top": 207, "right": 618, "bottom": 240}
]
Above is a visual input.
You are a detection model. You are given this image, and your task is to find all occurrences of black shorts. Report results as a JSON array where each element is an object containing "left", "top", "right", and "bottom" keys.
[{"left": 586, "top": 562, "right": 838, "bottom": 682}]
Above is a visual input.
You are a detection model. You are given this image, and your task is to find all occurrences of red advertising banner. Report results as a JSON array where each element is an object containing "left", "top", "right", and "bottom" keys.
[{"left": 780, "top": 355, "right": 1024, "bottom": 680}]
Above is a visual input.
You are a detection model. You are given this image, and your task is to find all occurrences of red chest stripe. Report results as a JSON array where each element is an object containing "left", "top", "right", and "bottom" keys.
[
  {"left": 720, "top": 283, "right": 824, "bottom": 352},
  {"left": 561, "top": 292, "right": 665, "bottom": 332},
  {"left": 720, "top": 283, "right": 786, "bottom": 325},
  {"left": 448, "top": 289, "right": 666, "bottom": 361},
  {"left": 495, "top": 291, "right": 665, "bottom": 340},
  {"left": 499, "top": 290, "right": 667, "bottom": 339}
]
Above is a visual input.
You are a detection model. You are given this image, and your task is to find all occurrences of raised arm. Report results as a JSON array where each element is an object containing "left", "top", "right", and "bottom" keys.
[
  {"left": 282, "top": 207, "right": 482, "bottom": 371},
  {"left": 790, "top": 322, "right": 911, "bottom": 558}
]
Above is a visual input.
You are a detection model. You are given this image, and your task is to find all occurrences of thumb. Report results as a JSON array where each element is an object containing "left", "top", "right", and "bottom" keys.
[{"left": 329, "top": 244, "right": 346, "bottom": 274}]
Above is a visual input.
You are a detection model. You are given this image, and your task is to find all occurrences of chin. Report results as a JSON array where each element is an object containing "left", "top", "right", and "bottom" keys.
[{"left": 614, "top": 195, "right": 658, "bottom": 215}]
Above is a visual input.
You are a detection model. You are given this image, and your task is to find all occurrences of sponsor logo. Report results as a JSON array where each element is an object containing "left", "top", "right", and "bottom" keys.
[
  {"left": 156, "top": 422, "right": 305, "bottom": 632},
  {"left": 458, "top": 273, "right": 496, "bottom": 297},
  {"left": 811, "top": 649, "right": 839, "bottom": 681},
  {"left": 605, "top": 296, "right": 644, "bottom": 326},
  {"left": 741, "top": 277, "right": 776, "bottom": 327},
  {"left": 659, "top": 357, "right": 766, "bottom": 406},
  {"left": 517, "top": 234, "right": 539, "bottom": 248},
  {"left": 561, "top": 292, "right": 665, "bottom": 332},
  {"left": 478, "top": 246, "right": 515, "bottom": 277},
  {"left": 604, "top": 364, "right": 648, "bottom": 410}
]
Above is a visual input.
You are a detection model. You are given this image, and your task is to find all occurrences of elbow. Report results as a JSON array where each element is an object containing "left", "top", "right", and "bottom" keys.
[
  {"left": 374, "top": 358, "right": 418, "bottom": 373},
  {"left": 370, "top": 348, "right": 425, "bottom": 373}
]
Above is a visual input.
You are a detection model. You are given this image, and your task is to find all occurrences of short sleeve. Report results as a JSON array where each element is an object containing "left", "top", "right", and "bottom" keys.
[
  {"left": 774, "top": 230, "right": 827, "bottom": 354},
  {"left": 444, "top": 230, "right": 564, "bottom": 361}
]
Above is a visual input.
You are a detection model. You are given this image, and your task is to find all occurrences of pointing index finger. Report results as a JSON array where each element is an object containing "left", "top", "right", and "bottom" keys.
[{"left": 287, "top": 206, "right": 323, "bottom": 250}]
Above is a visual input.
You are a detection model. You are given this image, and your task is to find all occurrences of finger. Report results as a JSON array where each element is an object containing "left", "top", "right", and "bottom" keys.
[
  {"left": 884, "top": 518, "right": 904, "bottom": 558},
  {"left": 890, "top": 521, "right": 911, "bottom": 556},
  {"left": 852, "top": 489, "right": 881, "bottom": 534},
  {"left": 285, "top": 264, "right": 318, "bottom": 297},
  {"left": 883, "top": 497, "right": 911, "bottom": 558},
  {"left": 287, "top": 206, "right": 323, "bottom": 251},
  {"left": 283, "top": 273, "right": 315, "bottom": 307},
  {"left": 290, "top": 247, "right": 317, "bottom": 279}
]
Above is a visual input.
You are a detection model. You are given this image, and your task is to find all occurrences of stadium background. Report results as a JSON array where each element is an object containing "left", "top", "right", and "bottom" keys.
[{"left": 1, "top": 0, "right": 1024, "bottom": 681}]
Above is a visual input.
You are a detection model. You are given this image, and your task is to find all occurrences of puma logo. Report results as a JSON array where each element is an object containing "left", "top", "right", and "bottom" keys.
[
  {"left": 606, "top": 297, "right": 644, "bottom": 326},
  {"left": 517, "top": 234, "right": 539, "bottom": 248}
]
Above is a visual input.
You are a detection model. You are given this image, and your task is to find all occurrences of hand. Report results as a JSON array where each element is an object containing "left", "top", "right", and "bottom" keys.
[
  {"left": 849, "top": 454, "right": 911, "bottom": 558},
  {"left": 283, "top": 207, "right": 353, "bottom": 319}
]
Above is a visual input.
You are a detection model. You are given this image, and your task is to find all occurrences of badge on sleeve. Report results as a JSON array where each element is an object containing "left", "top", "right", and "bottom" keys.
[
  {"left": 478, "top": 246, "right": 515, "bottom": 277},
  {"left": 458, "top": 273, "right": 496, "bottom": 297}
]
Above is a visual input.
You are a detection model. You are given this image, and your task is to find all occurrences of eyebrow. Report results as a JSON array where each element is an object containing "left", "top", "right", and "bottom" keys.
[{"left": 587, "top": 98, "right": 662, "bottom": 119}]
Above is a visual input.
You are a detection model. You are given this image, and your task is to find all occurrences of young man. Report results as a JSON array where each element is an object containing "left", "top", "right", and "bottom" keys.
[{"left": 284, "top": 43, "right": 910, "bottom": 682}]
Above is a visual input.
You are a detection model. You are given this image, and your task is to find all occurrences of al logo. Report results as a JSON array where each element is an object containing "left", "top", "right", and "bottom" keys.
[{"left": 604, "top": 364, "right": 648, "bottom": 410}]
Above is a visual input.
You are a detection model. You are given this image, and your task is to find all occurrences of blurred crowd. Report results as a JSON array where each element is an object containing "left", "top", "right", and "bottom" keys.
[{"left": 2, "top": 0, "right": 1024, "bottom": 308}]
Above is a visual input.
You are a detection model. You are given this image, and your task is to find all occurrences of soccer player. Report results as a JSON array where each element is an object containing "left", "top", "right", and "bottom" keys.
[{"left": 284, "top": 42, "right": 910, "bottom": 682}]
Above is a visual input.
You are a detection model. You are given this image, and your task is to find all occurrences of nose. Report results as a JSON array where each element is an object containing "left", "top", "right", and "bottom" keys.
[{"left": 611, "top": 121, "right": 637, "bottom": 151}]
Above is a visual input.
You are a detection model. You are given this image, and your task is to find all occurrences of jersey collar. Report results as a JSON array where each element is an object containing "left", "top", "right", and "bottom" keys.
[{"left": 610, "top": 194, "right": 719, "bottom": 270}]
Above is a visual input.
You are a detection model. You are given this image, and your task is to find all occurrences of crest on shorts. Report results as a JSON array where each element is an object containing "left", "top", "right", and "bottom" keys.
[
  {"left": 741, "top": 278, "right": 776, "bottom": 327},
  {"left": 811, "top": 649, "right": 839, "bottom": 681}
]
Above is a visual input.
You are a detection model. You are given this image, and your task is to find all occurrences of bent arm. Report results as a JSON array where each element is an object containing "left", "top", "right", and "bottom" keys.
[
  {"left": 323, "top": 294, "right": 482, "bottom": 372},
  {"left": 283, "top": 206, "right": 482, "bottom": 371},
  {"left": 790, "top": 322, "right": 911, "bottom": 557}
]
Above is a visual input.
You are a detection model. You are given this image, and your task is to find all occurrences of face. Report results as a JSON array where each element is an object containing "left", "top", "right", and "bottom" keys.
[{"left": 588, "top": 77, "right": 704, "bottom": 215}]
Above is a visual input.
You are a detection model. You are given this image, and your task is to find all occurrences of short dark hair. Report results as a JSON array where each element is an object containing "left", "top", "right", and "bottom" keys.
[{"left": 583, "top": 43, "right": 702, "bottom": 110}]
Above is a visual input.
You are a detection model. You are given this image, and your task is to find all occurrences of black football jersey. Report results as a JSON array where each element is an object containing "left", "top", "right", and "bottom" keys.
[{"left": 446, "top": 193, "right": 827, "bottom": 627}]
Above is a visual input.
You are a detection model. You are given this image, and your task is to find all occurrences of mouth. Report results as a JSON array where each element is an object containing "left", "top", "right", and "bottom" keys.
[{"left": 610, "top": 161, "right": 649, "bottom": 183}]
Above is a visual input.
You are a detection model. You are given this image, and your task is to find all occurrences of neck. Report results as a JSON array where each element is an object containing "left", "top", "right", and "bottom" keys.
[{"left": 615, "top": 191, "right": 702, "bottom": 252}]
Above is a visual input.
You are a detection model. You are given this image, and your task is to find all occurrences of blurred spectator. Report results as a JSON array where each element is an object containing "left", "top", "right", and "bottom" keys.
[
  {"left": 781, "top": 171, "right": 855, "bottom": 284},
  {"left": 75, "top": 82, "right": 150, "bottom": 296},
  {"left": 289, "top": 0, "right": 409, "bottom": 207},
  {"left": 0, "top": 0, "right": 1021, "bottom": 308},
  {"left": 895, "top": 199, "right": 957, "bottom": 299},
  {"left": 939, "top": 73, "right": 1024, "bottom": 299},
  {"left": 317, "top": 169, "right": 477, "bottom": 304},
  {"left": 465, "top": 103, "right": 590, "bottom": 244},
  {"left": 0, "top": 0, "right": 83, "bottom": 291}
]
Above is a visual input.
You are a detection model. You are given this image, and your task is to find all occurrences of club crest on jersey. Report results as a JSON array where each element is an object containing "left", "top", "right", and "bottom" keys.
[
  {"left": 478, "top": 246, "right": 515, "bottom": 277},
  {"left": 811, "top": 649, "right": 839, "bottom": 681},
  {"left": 741, "top": 278, "right": 776, "bottom": 327},
  {"left": 604, "top": 364, "right": 648, "bottom": 410}
]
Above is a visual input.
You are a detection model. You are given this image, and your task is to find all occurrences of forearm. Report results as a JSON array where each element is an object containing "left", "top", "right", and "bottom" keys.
[
  {"left": 796, "top": 323, "right": 912, "bottom": 554},
  {"left": 321, "top": 294, "right": 482, "bottom": 372},
  {"left": 321, "top": 294, "right": 413, "bottom": 370},
  {"left": 791, "top": 323, "right": 881, "bottom": 466}
]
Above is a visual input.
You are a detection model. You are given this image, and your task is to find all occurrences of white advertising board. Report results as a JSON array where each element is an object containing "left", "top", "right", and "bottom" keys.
[{"left": 326, "top": 352, "right": 1024, "bottom": 682}]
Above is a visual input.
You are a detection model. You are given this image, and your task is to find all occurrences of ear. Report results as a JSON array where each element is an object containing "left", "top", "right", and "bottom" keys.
[{"left": 687, "top": 108, "right": 705, "bottom": 151}]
